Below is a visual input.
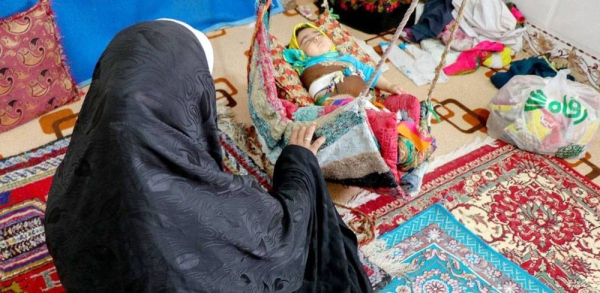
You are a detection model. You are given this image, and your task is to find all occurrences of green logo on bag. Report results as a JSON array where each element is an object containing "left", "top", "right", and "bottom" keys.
[
  {"left": 555, "top": 144, "right": 585, "bottom": 159},
  {"left": 525, "top": 89, "right": 588, "bottom": 124}
]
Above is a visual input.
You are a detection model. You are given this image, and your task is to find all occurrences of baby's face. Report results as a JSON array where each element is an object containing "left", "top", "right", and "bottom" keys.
[{"left": 297, "top": 28, "right": 334, "bottom": 57}]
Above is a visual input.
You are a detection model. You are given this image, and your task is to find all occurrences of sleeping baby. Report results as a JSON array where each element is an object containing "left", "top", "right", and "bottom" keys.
[
  {"left": 283, "top": 23, "right": 435, "bottom": 193},
  {"left": 283, "top": 23, "right": 407, "bottom": 106}
]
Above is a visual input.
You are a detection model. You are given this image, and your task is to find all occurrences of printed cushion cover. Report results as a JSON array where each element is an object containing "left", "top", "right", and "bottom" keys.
[{"left": 0, "top": 0, "right": 79, "bottom": 133}]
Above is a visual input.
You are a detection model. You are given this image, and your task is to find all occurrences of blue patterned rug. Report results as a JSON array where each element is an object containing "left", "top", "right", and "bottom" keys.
[{"left": 361, "top": 204, "right": 553, "bottom": 293}]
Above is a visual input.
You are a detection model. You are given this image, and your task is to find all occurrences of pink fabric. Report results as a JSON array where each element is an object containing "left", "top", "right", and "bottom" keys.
[
  {"left": 366, "top": 110, "right": 399, "bottom": 182},
  {"left": 510, "top": 6, "right": 526, "bottom": 24},
  {"left": 321, "top": 105, "right": 341, "bottom": 116},
  {"left": 443, "top": 41, "right": 505, "bottom": 75},
  {"left": 439, "top": 20, "right": 475, "bottom": 51},
  {"left": 256, "top": 15, "right": 289, "bottom": 122},
  {"left": 0, "top": 0, "right": 79, "bottom": 133},
  {"left": 279, "top": 99, "right": 299, "bottom": 119},
  {"left": 401, "top": 28, "right": 413, "bottom": 41},
  {"left": 381, "top": 94, "right": 421, "bottom": 122}
]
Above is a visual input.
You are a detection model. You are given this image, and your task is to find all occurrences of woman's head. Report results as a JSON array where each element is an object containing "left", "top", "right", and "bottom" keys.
[
  {"left": 80, "top": 20, "right": 219, "bottom": 154},
  {"left": 288, "top": 23, "right": 335, "bottom": 57},
  {"left": 157, "top": 18, "right": 213, "bottom": 73}
]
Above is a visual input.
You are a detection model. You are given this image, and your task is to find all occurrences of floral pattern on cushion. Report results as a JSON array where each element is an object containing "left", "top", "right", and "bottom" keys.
[
  {"left": 270, "top": 35, "right": 315, "bottom": 107},
  {"left": 0, "top": 0, "right": 80, "bottom": 133}
]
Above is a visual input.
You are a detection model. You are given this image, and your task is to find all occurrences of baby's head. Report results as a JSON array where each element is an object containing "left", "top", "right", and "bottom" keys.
[{"left": 289, "top": 23, "right": 335, "bottom": 57}]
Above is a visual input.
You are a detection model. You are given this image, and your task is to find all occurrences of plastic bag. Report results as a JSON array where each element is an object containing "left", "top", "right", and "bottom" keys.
[{"left": 487, "top": 70, "right": 600, "bottom": 158}]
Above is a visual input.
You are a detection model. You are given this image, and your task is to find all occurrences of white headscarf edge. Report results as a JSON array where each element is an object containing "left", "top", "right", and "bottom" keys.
[{"left": 157, "top": 18, "right": 214, "bottom": 74}]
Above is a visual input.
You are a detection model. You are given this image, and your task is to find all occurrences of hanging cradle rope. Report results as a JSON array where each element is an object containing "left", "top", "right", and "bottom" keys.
[
  {"left": 424, "top": 0, "right": 469, "bottom": 123},
  {"left": 359, "top": 0, "right": 421, "bottom": 97},
  {"left": 334, "top": 0, "right": 471, "bottom": 127}
]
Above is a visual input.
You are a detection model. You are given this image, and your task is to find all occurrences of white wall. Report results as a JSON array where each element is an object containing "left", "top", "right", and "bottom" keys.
[{"left": 511, "top": 0, "right": 600, "bottom": 58}]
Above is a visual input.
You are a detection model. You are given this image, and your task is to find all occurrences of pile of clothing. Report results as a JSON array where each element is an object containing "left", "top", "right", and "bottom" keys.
[{"left": 390, "top": 0, "right": 526, "bottom": 86}]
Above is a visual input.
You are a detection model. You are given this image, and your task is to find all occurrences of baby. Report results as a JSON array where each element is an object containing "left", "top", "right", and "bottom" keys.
[
  {"left": 283, "top": 23, "right": 435, "bottom": 192},
  {"left": 283, "top": 23, "right": 406, "bottom": 106}
]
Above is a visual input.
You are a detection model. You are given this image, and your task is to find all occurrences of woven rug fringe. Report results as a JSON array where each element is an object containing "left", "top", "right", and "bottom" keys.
[
  {"left": 428, "top": 135, "right": 498, "bottom": 172},
  {"left": 217, "top": 105, "right": 249, "bottom": 150}
]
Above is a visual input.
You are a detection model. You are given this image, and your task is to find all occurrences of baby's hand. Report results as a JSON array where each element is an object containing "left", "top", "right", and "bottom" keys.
[{"left": 388, "top": 84, "right": 406, "bottom": 95}]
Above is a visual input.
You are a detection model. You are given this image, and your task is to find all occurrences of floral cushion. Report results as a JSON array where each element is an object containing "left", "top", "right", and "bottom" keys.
[
  {"left": 0, "top": 0, "right": 79, "bottom": 133},
  {"left": 269, "top": 10, "right": 379, "bottom": 107}
]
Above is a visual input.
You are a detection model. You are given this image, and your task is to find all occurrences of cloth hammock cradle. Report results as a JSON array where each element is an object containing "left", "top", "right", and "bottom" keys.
[{"left": 247, "top": 0, "right": 464, "bottom": 190}]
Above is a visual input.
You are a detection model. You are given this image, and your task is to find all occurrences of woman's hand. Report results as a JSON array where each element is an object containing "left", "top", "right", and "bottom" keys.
[{"left": 289, "top": 123, "right": 326, "bottom": 156}]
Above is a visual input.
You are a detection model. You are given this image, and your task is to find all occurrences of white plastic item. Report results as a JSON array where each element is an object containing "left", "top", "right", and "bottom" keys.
[
  {"left": 420, "top": 39, "right": 460, "bottom": 67},
  {"left": 353, "top": 37, "right": 389, "bottom": 72},
  {"left": 487, "top": 70, "right": 600, "bottom": 158},
  {"left": 381, "top": 42, "right": 448, "bottom": 86},
  {"left": 399, "top": 43, "right": 427, "bottom": 59}
]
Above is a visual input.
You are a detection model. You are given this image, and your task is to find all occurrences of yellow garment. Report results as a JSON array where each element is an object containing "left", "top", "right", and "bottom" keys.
[
  {"left": 525, "top": 109, "right": 551, "bottom": 142},
  {"left": 482, "top": 47, "right": 512, "bottom": 69},
  {"left": 579, "top": 120, "right": 600, "bottom": 145},
  {"left": 289, "top": 22, "right": 336, "bottom": 52}
]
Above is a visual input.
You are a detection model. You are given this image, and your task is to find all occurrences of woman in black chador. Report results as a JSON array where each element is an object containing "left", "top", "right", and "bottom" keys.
[{"left": 44, "top": 20, "right": 372, "bottom": 293}]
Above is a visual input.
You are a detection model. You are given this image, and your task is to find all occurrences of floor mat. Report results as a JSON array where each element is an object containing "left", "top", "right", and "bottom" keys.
[
  {"left": 363, "top": 204, "right": 553, "bottom": 293},
  {"left": 374, "top": 140, "right": 600, "bottom": 292}
]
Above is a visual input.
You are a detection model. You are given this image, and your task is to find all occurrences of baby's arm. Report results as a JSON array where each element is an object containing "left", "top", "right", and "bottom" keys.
[
  {"left": 350, "top": 55, "right": 406, "bottom": 94},
  {"left": 374, "top": 76, "right": 406, "bottom": 95}
]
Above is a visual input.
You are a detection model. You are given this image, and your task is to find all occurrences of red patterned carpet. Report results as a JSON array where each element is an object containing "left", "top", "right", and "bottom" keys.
[
  {"left": 0, "top": 141, "right": 66, "bottom": 292},
  {"left": 356, "top": 140, "right": 600, "bottom": 292},
  {"left": 2, "top": 2, "right": 600, "bottom": 292}
]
